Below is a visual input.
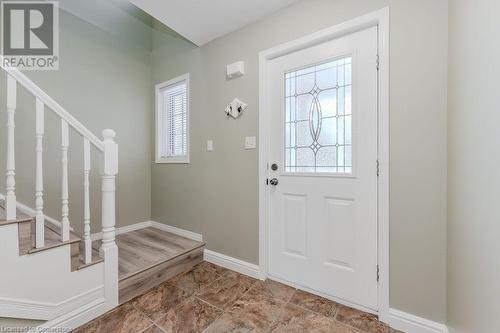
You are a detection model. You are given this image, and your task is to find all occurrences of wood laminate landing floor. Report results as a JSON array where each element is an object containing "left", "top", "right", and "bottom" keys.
[
  {"left": 92, "top": 227, "right": 204, "bottom": 280},
  {"left": 73, "top": 261, "right": 404, "bottom": 333},
  {"left": 93, "top": 226, "right": 205, "bottom": 304}
]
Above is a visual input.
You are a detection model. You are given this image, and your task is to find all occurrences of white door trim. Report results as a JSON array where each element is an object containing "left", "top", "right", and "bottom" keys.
[{"left": 258, "top": 7, "right": 390, "bottom": 322}]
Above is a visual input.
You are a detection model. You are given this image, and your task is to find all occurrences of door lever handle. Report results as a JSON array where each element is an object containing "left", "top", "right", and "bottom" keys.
[{"left": 269, "top": 178, "right": 279, "bottom": 186}]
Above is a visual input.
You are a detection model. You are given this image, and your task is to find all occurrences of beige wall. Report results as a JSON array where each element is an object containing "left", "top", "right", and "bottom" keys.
[
  {"left": 447, "top": 0, "right": 500, "bottom": 332},
  {"left": 0, "top": 10, "right": 152, "bottom": 234},
  {"left": 151, "top": 0, "right": 448, "bottom": 322}
]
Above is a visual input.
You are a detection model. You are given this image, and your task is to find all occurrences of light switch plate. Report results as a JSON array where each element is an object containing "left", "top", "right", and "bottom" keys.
[
  {"left": 207, "top": 140, "right": 213, "bottom": 152},
  {"left": 245, "top": 136, "right": 257, "bottom": 149}
]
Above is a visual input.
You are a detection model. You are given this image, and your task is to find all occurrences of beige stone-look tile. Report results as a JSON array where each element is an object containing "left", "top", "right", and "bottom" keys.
[
  {"left": 288, "top": 289, "right": 338, "bottom": 317},
  {"left": 155, "top": 297, "right": 222, "bottom": 333},
  {"left": 270, "top": 303, "right": 354, "bottom": 333},
  {"left": 196, "top": 271, "right": 256, "bottom": 309},
  {"left": 73, "top": 303, "right": 152, "bottom": 333},
  {"left": 249, "top": 279, "right": 296, "bottom": 302},
  {"left": 132, "top": 282, "right": 194, "bottom": 321},
  {"left": 197, "top": 261, "right": 230, "bottom": 276},
  {"left": 335, "top": 305, "right": 389, "bottom": 333},
  {"left": 168, "top": 262, "right": 225, "bottom": 293},
  {"left": 204, "top": 312, "right": 264, "bottom": 333},
  {"left": 225, "top": 286, "right": 286, "bottom": 330}
]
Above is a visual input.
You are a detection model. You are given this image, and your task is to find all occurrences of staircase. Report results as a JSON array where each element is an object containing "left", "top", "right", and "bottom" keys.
[{"left": 0, "top": 64, "right": 119, "bottom": 330}]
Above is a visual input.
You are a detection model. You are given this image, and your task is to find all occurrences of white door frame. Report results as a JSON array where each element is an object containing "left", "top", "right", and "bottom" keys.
[{"left": 258, "top": 7, "right": 390, "bottom": 322}]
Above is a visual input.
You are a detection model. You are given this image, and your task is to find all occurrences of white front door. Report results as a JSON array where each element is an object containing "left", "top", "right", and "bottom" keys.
[{"left": 267, "top": 26, "right": 378, "bottom": 310}]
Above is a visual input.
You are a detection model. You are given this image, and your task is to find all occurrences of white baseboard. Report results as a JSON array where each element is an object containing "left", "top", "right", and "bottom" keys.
[
  {"left": 388, "top": 308, "right": 449, "bottom": 333},
  {"left": 0, "top": 193, "right": 70, "bottom": 232},
  {"left": 201, "top": 248, "right": 448, "bottom": 333},
  {"left": 39, "top": 297, "right": 107, "bottom": 332},
  {"left": 87, "top": 221, "right": 449, "bottom": 333},
  {"left": 149, "top": 221, "right": 203, "bottom": 242},
  {"left": 0, "top": 285, "right": 104, "bottom": 321},
  {"left": 91, "top": 221, "right": 203, "bottom": 243},
  {"left": 91, "top": 221, "right": 152, "bottom": 241},
  {"left": 204, "top": 250, "right": 260, "bottom": 279}
]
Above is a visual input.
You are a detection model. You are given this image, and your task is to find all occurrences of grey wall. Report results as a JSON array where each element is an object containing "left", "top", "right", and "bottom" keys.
[
  {"left": 447, "top": 0, "right": 500, "bottom": 332},
  {"left": 0, "top": 9, "right": 152, "bottom": 233},
  {"left": 59, "top": 0, "right": 154, "bottom": 51},
  {"left": 150, "top": 0, "right": 448, "bottom": 322}
]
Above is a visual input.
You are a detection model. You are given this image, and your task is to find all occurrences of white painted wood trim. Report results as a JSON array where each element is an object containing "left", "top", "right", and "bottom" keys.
[
  {"left": 87, "top": 221, "right": 450, "bottom": 333},
  {"left": 0, "top": 193, "right": 69, "bottom": 232},
  {"left": 91, "top": 221, "right": 152, "bottom": 241},
  {"left": 0, "top": 65, "right": 104, "bottom": 151},
  {"left": 258, "top": 7, "right": 390, "bottom": 321},
  {"left": 91, "top": 221, "right": 203, "bottom": 243},
  {"left": 38, "top": 298, "right": 107, "bottom": 332},
  {"left": 388, "top": 308, "right": 449, "bottom": 333},
  {"left": 5, "top": 74, "right": 17, "bottom": 220},
  {"left": 204, "top": 250, "right": 260, "bottom": 279},
  {"left": 83, "top": 138, "right": 92, "bottom": 265},
  {"left": 61, "top": 119, "right": 70, "bottom": 242},
  {"left": 155, "top": 73, "right": 191, "bottom": 164},
  {"left": 376, "top": 7, "right": 391, "bottom": 324},
  {"left": 35, "top": 98, "right": 45, "bottom": 248},
  {"left": 100, "top": 129, "right": 119, "bottom": 311},
  {"left": 0, "top": 285, "right": 104, "bottom": 321},
  {"left": 149, "top": 221, "right": 203, "bottom": 242}
]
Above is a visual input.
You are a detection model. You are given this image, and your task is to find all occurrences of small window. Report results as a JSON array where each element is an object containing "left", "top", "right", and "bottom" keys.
[{"left": 156, "top": 74, "right": 190, "bottom": 163}]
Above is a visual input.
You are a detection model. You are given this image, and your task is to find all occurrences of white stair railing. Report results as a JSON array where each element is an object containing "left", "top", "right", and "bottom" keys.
[
  {"left": 1, "top": 65, "right": 118, "bottom": 277},
  {"left": 35, "top": 98, "right": 45, "bottom": 247},
  {"left": 60, "top": 119, "right": 70, "bottom": 241},
  {"left": 5, "top": 75, "right": 17, "bottom": 221},
  {"left": 83, "top": 138, "right": 92, "bottom": 264}
]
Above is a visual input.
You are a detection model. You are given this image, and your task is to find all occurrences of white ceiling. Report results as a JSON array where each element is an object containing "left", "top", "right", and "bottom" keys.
[{"left": 127, "top": 0, "right": 299, "bottom": 46}]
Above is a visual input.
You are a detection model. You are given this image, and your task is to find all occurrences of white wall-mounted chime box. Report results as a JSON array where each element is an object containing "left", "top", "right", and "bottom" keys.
[{"left": 226, "top": 61, "right": 245, "bottom": 79}]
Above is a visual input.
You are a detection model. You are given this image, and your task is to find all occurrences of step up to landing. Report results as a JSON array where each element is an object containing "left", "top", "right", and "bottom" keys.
[{"left": 92, "top": 226, "right": 205, "bottom": 304}]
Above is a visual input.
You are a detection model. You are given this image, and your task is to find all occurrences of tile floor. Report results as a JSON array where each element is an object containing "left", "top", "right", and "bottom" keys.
[{"left": 73, "top": 261, "right": 403, "bottom": 333}]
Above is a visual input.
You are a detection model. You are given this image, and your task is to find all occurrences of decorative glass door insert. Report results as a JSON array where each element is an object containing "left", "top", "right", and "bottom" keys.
[{"left": 284, "top": 56, "right": 352, "bottom": 173}]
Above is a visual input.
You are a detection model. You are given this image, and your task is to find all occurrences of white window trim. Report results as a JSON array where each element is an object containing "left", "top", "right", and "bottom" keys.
[{"left": 155, "top": 73, "right": 190, "bottom": 164}]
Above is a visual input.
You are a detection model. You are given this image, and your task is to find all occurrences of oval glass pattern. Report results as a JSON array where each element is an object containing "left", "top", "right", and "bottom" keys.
[{"left": 284, "top": 56, "right": 353, "bottom": 174}]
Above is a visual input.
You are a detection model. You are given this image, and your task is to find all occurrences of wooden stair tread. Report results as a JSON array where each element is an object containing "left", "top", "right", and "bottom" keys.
[
  {"left": 77, "top": 243, "right": 103, "bottom": 270},
  {"left": 28, "top": 225, "right": 81, "bottom": 254},
  {"left": 0, "top": 200, "right": 33, "bottom": 225},
  {"left": 0, "top": 199, "right": 101, "bottom": 271}
]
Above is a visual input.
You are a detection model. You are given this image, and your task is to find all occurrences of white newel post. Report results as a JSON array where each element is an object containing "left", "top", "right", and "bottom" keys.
[
  {"left": 60, "top": 120, "right": 70, "bottom": 241},
  {"left": 100, "top": 129, "right": 118, "bottom": 309},
  {"left": 35, "top": 98, "right": 45, "bottom": 247},
  {"left": 83, "top": 138, "right": 92, "bottom": 264},
  {"left": 5, "top": 75, "right": 17, "bottom": 220}
]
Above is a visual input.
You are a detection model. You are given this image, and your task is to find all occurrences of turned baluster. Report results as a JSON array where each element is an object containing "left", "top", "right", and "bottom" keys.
[
  {"left": 60, "top": 119, "right": 70, "bottom": 241},
  {"left": 35, "top": 98, "right": 45, "bottom": 247},
  {"left": 5, "top": 75, "right": 17, "bottom": 220},
  {"left": 83, "top": 138, "right": 92, "bottom": 264}
]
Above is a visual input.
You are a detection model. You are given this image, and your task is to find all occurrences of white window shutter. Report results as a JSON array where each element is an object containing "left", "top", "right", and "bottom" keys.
[{"left": 156, "top": 74, "right": 189, "bottom": 163}]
